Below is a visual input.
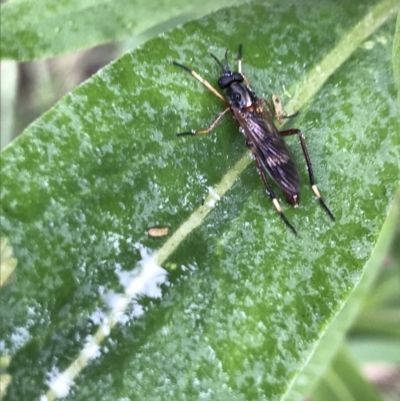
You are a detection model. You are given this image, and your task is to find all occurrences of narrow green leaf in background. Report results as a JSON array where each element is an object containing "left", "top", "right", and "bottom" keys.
[
  {"left": 0, "top": 61, "right": 18, "bottom": 149},
  {"left": 393, "top": 11, "right": 400, "bottom": 104},
  {"left": 0, "top": 0, "right": 247, "bottom": 61},
  {"left": 348, "top": 337, "right": 400, "bottom": 365},
  {"left": 0, "top": 0, "right": 399, "bottom": 401},
  {"left": 311, "top": 345, "right": 385, "bottom": 401}
]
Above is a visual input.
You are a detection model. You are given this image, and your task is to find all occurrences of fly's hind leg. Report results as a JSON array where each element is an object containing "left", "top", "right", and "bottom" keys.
[
  {"left": 248, "top": 145, "right": 297, "bottom": 234},
  {"left": 279, "top": 128, "right": 335, "bottom": 221}
]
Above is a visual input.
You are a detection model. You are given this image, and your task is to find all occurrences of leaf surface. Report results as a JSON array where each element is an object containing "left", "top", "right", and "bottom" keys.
[
  {"left": 0, "top": 1, "right": 399, "bottom": 400},
  {"left": 0, "top": 0, "right": 246, "bottom": 60}
]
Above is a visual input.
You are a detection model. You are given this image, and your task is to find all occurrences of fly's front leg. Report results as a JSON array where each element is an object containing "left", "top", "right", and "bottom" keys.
[
  {"left": 172, "top": 61, "right": 228, "bottom": 105},
  {"left": 247, "top": 145, "right": 297, "bottom": 234},
  {"left": 280, "top": 128, "right": 335, "bottom": 221},
  {"left": 173, "top": 59, "right": 230, "bottom": 136},
  {"left": 176, "top": 107, "right": 230, "bottom": 136}
]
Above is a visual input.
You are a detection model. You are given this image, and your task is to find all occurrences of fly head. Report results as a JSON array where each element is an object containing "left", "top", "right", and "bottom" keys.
[
  {"left": 210, "top": 50, "right": 244, "bottom": 88},
  {"left": 210, "top": 50, "right": 250, "bottom": 108}
]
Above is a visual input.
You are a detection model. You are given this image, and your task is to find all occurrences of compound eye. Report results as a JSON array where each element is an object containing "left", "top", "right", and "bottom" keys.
[
  {"left": 218, "top": 75, "right": 233, "bottom": 89},
  {"left": 232, "top": 72, "right": 244, "bottom": 82}
]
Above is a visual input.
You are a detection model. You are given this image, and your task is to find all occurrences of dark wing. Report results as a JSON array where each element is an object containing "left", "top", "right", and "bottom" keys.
[{"left": 234, "top": 106, "right": 300, "bottom": 196}]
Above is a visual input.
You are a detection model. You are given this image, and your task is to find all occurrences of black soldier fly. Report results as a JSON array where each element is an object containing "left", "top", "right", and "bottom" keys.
[{"left": 173, "top": 45, "right": 334, "bottom": 234}]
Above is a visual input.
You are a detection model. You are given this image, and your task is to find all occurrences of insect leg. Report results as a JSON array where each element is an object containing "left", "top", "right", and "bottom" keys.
[
  {"left": 172, "top": 61, "right": 228, "bottom": 105},
  {"left": 237, "top": 44, "right": 243, "bottom": 74},
  {"left": 236, "top": 44, "right": 252, "bottom": 87},
  {"left": 262, "top": 97, "right": 299, "bottom": 125},
  {"left": 176, "top": 107, "right": 230, "bottom": 136},
  {"left": 251, "top": 150, "right": 297, "bottom": 234},
  {"left": 280, "top": 129, "right": 335, "bottom": 221},
  {"left": 272, "top": 95, "right": 299, "bottom": 123}
]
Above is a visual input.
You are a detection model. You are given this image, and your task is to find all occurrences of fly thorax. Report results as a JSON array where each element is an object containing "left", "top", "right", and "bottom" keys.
[{"left": 226, "top": 84, "right": 252, "bottom": 109}]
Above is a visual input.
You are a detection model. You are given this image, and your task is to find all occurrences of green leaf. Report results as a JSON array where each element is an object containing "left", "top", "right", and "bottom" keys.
[
  {"left": 311, "top": 345, "right": 385, "bottom": 401},
  {"left": 348, "top": 337, "right": 400, "bottom": 364},
  {"left": 0, "top": 61, "right": 18, "bottom": 149},
  {"left": 351, "top": 267, "right": 400, "bottom": 339},
  {"left": 352, "top": 307, "right": 400, "bottom": 338},
  {"left": 1, "top": 1, "right": 399, "bottom": 400},
  {"left": 393, "top": 10, "right": 400, "bottom": 104},
  {"left": 350, "top": 188, "right": 400, "bottom": 340},
  {"left": 0, "top": 0, "right": 246, "bottom": 61}
]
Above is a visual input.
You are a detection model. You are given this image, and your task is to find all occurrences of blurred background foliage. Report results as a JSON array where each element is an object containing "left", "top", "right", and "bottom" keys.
[{"left": 1, "top": 0, "right": 399, "bottom": 400}]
